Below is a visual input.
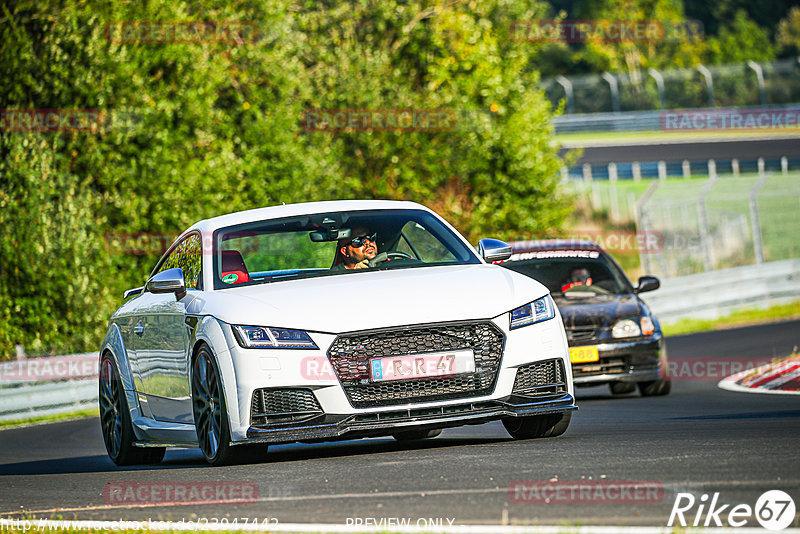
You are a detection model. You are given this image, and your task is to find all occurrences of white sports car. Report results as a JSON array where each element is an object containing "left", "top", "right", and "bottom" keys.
[{"left": 99, "top": 200, "right": 576, "bottom": 466}]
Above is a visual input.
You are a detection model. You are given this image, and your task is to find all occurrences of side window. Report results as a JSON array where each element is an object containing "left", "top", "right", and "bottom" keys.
[{"left": 157, "top": 233, "right": 202, "bottom": 289}]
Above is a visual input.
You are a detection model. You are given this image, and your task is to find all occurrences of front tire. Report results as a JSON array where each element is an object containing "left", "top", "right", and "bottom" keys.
[
  {"left": 609, "top": 381, "right": 637, "bottom": 395},
  {"left": 99, "top": 354, "right": 165, "bottom": 466},
  {"left": 192, "top": 345, "right": 267, "bottom": 466},
  {"left": 638, "top": 378, "right": 671, "bottom": 396},
  {"left": 503, "top": 411, "right": 572, "bottom": 440}
]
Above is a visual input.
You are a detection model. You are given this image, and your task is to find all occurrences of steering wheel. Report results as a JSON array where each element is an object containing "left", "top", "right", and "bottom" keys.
[{"left": 369, "top": 251, "right": 415, "bottom": 267}]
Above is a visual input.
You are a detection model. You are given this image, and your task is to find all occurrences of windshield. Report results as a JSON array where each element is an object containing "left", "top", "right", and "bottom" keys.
[
  {"left": 212, "top": 209, "right": 480, "bottom": 289},
  {"left": 501, "top": 255, "right": 632, "bottom": 296}
]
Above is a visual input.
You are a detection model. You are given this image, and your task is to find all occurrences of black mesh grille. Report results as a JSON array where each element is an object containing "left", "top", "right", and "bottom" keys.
[
  {"left": 513, "top": 359, "right": 567, "bottom": 394},
  {"left": 327, "top": 322, "right": 505, "bottom": 408},
  {"left": 250, "top": 388, "right": 322, "bottom": 426},
  {"left": 566, "top": 325, "right": 599, "bottom": 343}
]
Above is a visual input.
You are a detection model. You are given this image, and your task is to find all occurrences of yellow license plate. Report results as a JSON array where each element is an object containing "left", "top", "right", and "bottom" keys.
[{"left": 570, "top": 346, "right": 599, "bottom": 364}]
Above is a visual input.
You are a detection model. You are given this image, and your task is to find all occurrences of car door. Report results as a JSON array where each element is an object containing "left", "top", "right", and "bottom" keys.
[{"left": 134, "top": 233, "right": 202, "bottom": 423}]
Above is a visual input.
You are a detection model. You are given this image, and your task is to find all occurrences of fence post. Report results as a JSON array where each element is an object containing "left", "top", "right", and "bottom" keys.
[
  {"left": 635, "top": 181, "right": 660, "bottom": 276},
  {"left": 555, "top": 75, "right": 575, "bottom": 114},
  {"left": 708, "top": 159, "right": 717, "bottom": 178},
  {"left": 697, "top": 65, "right": 715, "bottom": 108},
  {"left": 608, "top": 162, "right": 618, "bottom": 183},
  {"left": 747, "top": 61, "right": 767, "bottom": 106},
  {"left": 648, "top": 68, "right": 666, "bottom": 110},
  {"left": 749, "top": 174, "right": 770, "bottom": 264},
  {"left": 610, "top": 184, "right": 620, "bottom": 222},
  {"left": 732, "top": 158, "right": 740, "bottom": 177},
  {"left": 633, "top": 161, "right": 641, "bottom": 182},
  {"left": 697, "top": 175, "right": 719, "bottom": 271},
  {"left": 582, "top": 163, "right": 593, "bottom": 182},
  {"left": 601, "top": 72, "right": 621, "bottom": 113},
  {"left": 561, "top": 166, "right": 569, "bottom": 183},
  {"left": 782, "top": 156, "right": 788, "bottom": 176},
  {"left": 682, "top": 160, "right": 691, "bottom": 178},
  {"left": 658, "top": 160, "right": 667, "bottom": 180},
  {"left": 758, "top": 157, "right": 765, "bottom": 178}
]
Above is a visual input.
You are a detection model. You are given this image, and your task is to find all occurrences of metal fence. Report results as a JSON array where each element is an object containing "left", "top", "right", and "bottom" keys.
[
  {"left": 568, "top": 164, "right": 800, "bottom": 279},
  {"left": 544, "top": 58, "right": 800, "bottom": 115}
]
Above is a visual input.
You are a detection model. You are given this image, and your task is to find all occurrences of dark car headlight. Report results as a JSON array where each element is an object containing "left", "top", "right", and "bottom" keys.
[
  {"left": 510, "top": 295, "right": 555, "bottom": 330},
  {"left": 232, "top": 325, "right": 318, "bottom": 349},
  {"left": 611, "top": 316, "right": 655, "bottom": 338}
]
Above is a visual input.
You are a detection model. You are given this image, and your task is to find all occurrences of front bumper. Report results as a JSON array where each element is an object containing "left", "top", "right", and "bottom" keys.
[
  {"left": 241, "top": 391, "right": 576, "bottom": 444},
  {"left": 572, "top": 335, "right": 664, "bottom": 386}
]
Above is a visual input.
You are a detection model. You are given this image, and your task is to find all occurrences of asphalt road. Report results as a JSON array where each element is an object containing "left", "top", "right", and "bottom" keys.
[
  {"left": 558, "top": 136, "right": 800, "bottom": 165},
  {"left": 1, "top": 320, "right": 799, "bottom": 528}
]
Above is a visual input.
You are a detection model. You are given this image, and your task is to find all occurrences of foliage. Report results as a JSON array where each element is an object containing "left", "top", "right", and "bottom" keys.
[{"left": 0, "top": 0, "right": 570, "bottom": 357}]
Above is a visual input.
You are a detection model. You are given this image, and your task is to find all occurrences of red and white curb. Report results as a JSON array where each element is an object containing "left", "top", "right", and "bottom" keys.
[{"left": 719, "top": 354, "right": 800, "bottom": 395}]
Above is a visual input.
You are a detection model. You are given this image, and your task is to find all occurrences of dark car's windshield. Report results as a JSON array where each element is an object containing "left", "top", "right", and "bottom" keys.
[
  {"left": 501, "top": 253, "right": 633, "bottom": 296},
  {"left": 212, "top": 209, "right": 480, "bottom": 289}
]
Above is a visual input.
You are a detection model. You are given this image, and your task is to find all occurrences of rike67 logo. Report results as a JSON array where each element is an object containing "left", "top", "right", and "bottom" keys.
[{"left": 669, "top": 490, "right": 796, "bottom": 530}]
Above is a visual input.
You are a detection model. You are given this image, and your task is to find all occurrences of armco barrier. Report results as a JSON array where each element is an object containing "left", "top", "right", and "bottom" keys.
[
  {"left": 642, "top": 258, "right": 800, "bottom": 323},
  {"left": 0, "top": 380, "right": 97, "bottom": 422}
]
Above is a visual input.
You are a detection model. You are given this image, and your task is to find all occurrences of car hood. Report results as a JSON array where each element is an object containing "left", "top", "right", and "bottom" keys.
[
  {"left": 553, "top": 293, "right": 643, "bottom": 328},
  {"left": 198, "top": 264, "right": 547, "bottom": 333}
]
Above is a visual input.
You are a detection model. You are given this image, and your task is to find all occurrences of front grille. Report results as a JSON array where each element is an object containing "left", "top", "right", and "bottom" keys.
[
  {"left": 565, "top": 324, "right": 599, "bottom": 343},
  {"left": 251, "top": 388, "right": 323, "bottom": 426},
  {"left": 513, "top": 359, "right": 567, "bottom": 395},
  {"left": 572, "top": 355, "right": 628, "bottom": 377},
  {"left": 327, "top": 322, "right": 505, "bottom": 408}
]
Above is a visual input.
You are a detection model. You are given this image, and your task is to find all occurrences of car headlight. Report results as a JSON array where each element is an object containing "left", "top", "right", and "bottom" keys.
[
  {"left": 611, "top": 317, "right": 655, "bottom": 338},
  {"left": 232, "top": 325, "right": 318, "bottom": 349},
  {"left": 510, "top": 295, "right": 555, "bottom": 330}
]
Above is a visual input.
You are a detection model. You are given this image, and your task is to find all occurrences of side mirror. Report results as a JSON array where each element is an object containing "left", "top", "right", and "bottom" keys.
[
  {"left": 146, "top": 268, "right": 187, "bottom": 300},
  {"left": 478, "top": 238, "right": 512, "bottom": 263},
  {"left": 123, "top": 286, "right": 144, "bottom": 299},
  {"left": 635, "top": 276, "right": 660, "bottom": 294}
]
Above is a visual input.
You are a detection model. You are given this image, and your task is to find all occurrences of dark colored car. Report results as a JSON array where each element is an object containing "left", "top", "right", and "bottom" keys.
[{"left": 499, "top": 239, "right": 670, "bottom": 396}]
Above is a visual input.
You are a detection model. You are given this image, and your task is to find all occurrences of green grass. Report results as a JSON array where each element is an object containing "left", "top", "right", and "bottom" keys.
[
  {"left": 662, "top": 300, "right": 800, "bottom": 337},
  {"left": 0, "top": 407, "right": 98, "bottom": 429}
]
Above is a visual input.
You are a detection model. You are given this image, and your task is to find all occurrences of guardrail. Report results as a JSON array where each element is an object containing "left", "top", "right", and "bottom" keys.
[
  {"left": 642, "top": 258, "right": 800, "bottom": 323},
  {"left": 0, "top": 352, "right": 98, "bottom": 422}
]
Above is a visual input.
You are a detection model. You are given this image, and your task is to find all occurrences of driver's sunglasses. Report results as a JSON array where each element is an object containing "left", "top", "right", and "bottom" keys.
[{"left": 348, "top": 233, "right": 377, "bottom": 248}]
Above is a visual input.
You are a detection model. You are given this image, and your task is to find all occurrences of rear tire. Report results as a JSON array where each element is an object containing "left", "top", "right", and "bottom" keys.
[
  {"left": 638, "top": 378, "right": 671, "bottom": 396},
  {"left": 503, "top": 411, "right": 572, "bottom": 440},
  {"left": 392, "top": 429, "right": 442, "bottom": 441},
  {"left": 609, "top": 381, "right": 637, "bottom": 395},
  {"left": 99, "top": 354, "right": 165, "bottom": 466},
  {"left": 192, "top": 345, "right": 268, "bottom": 466}
]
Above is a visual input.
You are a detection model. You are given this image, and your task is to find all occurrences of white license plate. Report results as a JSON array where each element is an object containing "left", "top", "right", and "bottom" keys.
[{"left": 370, "top": 349, "right": 476, "bottom": 382}]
